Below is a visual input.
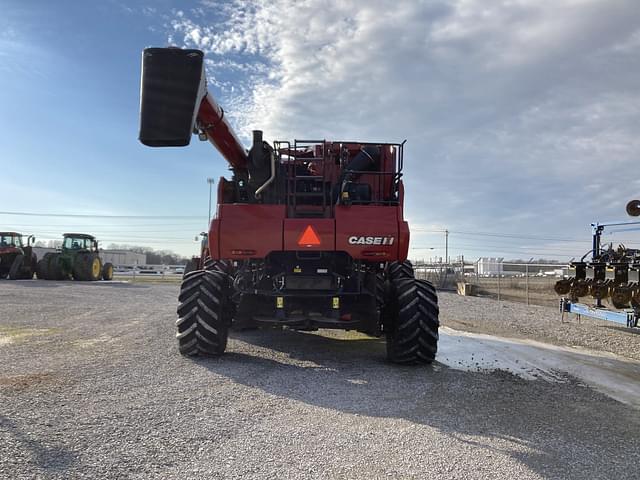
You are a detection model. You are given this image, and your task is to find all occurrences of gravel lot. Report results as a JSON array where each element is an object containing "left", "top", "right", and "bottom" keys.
[{"left": 1, "top": 281, "right": 639, "bottom": 479}]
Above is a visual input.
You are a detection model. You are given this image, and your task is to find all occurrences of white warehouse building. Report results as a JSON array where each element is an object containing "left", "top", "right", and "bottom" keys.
[{"left": 477, "top": 257, "right": 504, "bottom": 276}]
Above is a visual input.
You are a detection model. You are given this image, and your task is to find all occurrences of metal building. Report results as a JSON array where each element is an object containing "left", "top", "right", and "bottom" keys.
[
  {"left": 100, "top": 250, "right": 147, "bottom": 267},
  {"left": 477, "top": 257, "right": 504, "bottom": 276}
]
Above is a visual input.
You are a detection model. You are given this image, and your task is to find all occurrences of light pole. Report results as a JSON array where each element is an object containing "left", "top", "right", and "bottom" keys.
[
  {"left": 207, "top": 177, "right": 215, "bottom": 226},
  {"left": 445, "top": 229, "right": 449, "bottom": 264}
]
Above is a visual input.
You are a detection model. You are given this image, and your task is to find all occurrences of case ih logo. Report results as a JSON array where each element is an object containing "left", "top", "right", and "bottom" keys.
[{"left": 348, "top": 236, "right": 395, "bottom": 246}]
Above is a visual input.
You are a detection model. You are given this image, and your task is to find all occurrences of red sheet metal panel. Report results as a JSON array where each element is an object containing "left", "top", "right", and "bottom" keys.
[
  {"left": 335, "top": 206, "right": 400, "bottom": 260},
  {"left": 218, "top": 204, "right": 285, "bottom": 258}
]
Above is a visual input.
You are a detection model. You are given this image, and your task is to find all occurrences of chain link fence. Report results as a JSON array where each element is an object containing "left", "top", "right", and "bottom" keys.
[{"left": 413, "top": 261, "right": 567, "bottom": 308}]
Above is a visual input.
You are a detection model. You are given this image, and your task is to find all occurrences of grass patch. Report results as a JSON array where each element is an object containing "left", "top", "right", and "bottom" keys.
[{"left": 0, "top": 326, "right": 60, "bottom": 345}]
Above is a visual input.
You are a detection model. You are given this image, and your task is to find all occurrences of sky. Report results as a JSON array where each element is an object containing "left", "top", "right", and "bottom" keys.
[{"left": 1, "top": 0, "right": 639, "bottom": 261}]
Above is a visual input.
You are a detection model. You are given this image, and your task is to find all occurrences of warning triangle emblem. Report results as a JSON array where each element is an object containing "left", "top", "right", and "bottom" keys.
[{"left": 298, "top": 225, "right": 321, "bottom": 247}]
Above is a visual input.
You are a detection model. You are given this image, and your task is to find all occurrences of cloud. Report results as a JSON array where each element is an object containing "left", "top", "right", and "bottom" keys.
[{"left": 166, "top": 0, "right": 640, "bottom": 259}]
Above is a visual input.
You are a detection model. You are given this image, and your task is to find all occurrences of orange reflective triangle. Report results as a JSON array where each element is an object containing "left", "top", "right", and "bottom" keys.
[{"left": 298, "top": 225, "right": 321, "bottom": 246}]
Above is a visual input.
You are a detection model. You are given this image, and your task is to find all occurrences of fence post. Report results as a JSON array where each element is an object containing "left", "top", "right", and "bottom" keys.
[
  {"left": 526, "top": 263, "right": 529, "bottom": 305},
  {"left": 497, "top": 272, "right": 501, "bottom": 301}
]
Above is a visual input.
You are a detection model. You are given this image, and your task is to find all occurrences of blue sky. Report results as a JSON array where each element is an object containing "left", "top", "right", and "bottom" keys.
[{"left": 1, "top": 0, "right": 640, "bottom": 260}]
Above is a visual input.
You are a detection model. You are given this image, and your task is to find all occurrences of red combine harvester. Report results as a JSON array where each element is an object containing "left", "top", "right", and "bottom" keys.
[{"left": 138, "top": 48, "right": 439, "bottom": 364}]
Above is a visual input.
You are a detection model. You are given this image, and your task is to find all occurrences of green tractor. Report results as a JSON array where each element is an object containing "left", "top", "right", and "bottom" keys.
[
  {"left": 0, "top": 232, "right": 38, "bottom": 280},
  {"left": 37, "top": 233, "right": 114, "bottom": 281}
]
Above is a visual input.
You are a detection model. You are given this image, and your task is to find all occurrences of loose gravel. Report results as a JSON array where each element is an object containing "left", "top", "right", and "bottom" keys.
[{"left": 1, "top": 281, "right": 639, "bottom": 479}]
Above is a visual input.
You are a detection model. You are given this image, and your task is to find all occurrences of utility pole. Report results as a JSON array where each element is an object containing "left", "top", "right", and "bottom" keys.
[
  {"left": 207, "top": 177, "right": 215, "bottom": 226},
  {"left": 445, "top": 229, "right": 449, "bottom": 264}
]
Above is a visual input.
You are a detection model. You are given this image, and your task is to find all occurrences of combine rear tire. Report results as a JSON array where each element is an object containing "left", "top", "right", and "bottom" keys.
[
  {"left": 102, "top": 262, "right": 114, "bottom": 281},
  {"left": 176, "top": 270, "right": 231, "bottom": 356},
  {"left": 8, "top": 254, "right": 24, "bottom": 280},
  {"left": 386, "top": 267, "right": 439, "bottom": 364}
]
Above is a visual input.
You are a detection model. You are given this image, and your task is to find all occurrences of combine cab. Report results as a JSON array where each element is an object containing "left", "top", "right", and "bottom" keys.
[
  {"left": 138, "top": 47, "right": 439, "bottom": 364},
  {"left": 0, "top": 232, "right": 37, "bottom": 280},
  {"left": 38, "top": 233, "right": 114, "bottom": 281}
]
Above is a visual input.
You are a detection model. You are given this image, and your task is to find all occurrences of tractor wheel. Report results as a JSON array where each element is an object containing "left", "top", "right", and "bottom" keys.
[
  {"left": 50, "top": 255, "right": 69, "bottom": 280},
  {"left": 386, "top": 270, "right": 439, "bottom": 365},
  {"left": 8, "top": 254, "right": 24, "bottom": 280},
  {"left": 38, "top": 253, "right": 56, "bottom": 280},
  {"left": 102, "top": 262, "right": 114, "bottom": 281},
  {"left": 176, "top": 269, "right": 231, "bottom": 356},
  {"left": 36, "top": 259, "right": 49, "bottom": 279},
  {"left": 76, "top": 253, "right": 101, "bottom": 281},
  {"left": 22, "top": 253, "right": 37, "bottom": 279}
]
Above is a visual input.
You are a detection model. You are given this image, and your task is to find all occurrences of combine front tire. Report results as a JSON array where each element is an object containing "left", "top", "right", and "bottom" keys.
[
  {"left": 176, "top": 270, "right": 231, "bottom": 356},
  {"left": 385, "top": 267, "right": 439, "bottom": 365}
]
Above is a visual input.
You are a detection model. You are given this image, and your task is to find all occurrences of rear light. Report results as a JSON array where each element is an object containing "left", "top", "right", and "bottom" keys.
[{"left": 231, "top": 249, "right": 256, "bottom": 256}]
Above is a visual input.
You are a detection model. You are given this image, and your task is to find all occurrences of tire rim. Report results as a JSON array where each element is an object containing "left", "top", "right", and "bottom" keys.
[{"left": 92, "top": 258, "right": 100, "bottom": 278}]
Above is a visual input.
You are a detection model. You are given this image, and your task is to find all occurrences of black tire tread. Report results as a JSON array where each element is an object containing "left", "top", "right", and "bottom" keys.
[
  {"left": 386, "top": 276, "right": 439, "bottom": 365},
  {"left": 176, "top": 269, "right": 229, "bottom": 356},
  {"left": 8, "top": 254, "right": 24, "bottom": 280},
  {"left": 203, "top": 257, "right": 231, "bottom": 273},
  {"left": 102, "top": 262, "right": 114, "bottom": 281},
  {"left": 388, "top": 260, "right": 414, "bottom": 279}
]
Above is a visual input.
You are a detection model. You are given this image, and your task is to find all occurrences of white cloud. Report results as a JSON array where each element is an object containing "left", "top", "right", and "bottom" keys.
[{"left": 166, "top": 0, "right": 640, "bottom": 259}]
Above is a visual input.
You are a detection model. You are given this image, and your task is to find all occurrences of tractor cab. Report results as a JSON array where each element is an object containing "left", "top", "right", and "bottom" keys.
[
  {"left": 0, "top": 232, "right": 37, "bottom": 279},
  {"left": 62, "top": 234, "right": 98, "bottom": 252},
  {"left": 0, "top": 232, "right": 24, "bottom": 250}
]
